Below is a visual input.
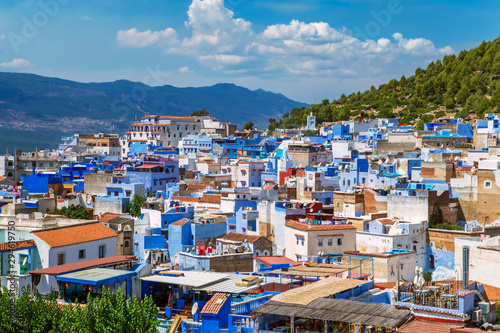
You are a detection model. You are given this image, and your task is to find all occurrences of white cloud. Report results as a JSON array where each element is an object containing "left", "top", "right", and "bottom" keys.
[
  {"left": 116, "top": 0, "right": 454, "bottom": 77},
  {"left": 81, "top": 16, "right": 92, "bottom": 20},
  {"left": 178, "top": 66, "right": 193, "bottom": 73},
  {"left": 117, "top": 28, "right": 179, "bottom": 48},
  {"left": 0, "top": 58, "right": 34, "bottom": 68}
]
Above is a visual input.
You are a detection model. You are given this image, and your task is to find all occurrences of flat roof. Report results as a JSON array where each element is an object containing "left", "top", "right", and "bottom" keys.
[
  {"left": 266, "top": 264, "right": 360, "bottom": 277},
  {"left": 140, "top": 271, "right": 229, "bottom": 288},
  {"left": 56, "top": 268, "right": 136, "bottom": 286},
  {"left": 193, "top": 274, "right": 299, "bottom": 294},
  {"left": 270, "top": 277, "right": 366, "bottom": 306},
  {"left": 29, "top": 255, "right": 136, "bottom": 276}
]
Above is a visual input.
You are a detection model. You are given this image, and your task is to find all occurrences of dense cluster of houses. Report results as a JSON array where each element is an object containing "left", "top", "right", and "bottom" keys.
[{"left": 1, "top": 113, "right": 500, "bottom": 332}]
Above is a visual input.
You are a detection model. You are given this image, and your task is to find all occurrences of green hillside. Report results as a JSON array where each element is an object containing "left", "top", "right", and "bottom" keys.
[{"left": 270, "top": 37, "right": 500, "bottom": 131}]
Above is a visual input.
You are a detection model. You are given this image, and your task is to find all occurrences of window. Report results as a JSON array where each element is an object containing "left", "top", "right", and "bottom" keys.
[
  {"left": 79, "top": 249, "right": 86, "bottom": 259},
  {"left": 124, "top": 240, "right": 130, "bottom": 247},
  {"left": 328, "top": 238, "right": 333, "bottom": 246},
  {"left": 318, "top": 239, "right": 323, "bottom": 246},
  {"left": 484, "top": 180, "right": 492, "bottom": 189},
  {"left": 19, "top": 254, "right": 29, "bottom": 275},
  {"left": 337, "top": 238, "right": 342, "bottom": 246},
  {"left": 99, "top": 245, "right": 106, "bottom": 258},
  {"left": 39, "top": 163, "right": 44, "bottom": 167},
  {"left": 126, "top": 191, "right": 131, "bottom": 197},
  {"left": 248, "top": 220, "right": 256, "bottom": 232},
  {"left": 58, "top": 253, "right": 65, "bottom": 265}
]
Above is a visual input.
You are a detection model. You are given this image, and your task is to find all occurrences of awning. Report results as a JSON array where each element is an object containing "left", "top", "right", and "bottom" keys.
[
  {"left": 136, "top": 164, "right": 160, "bottom": 169},
  {"left": 140, "top": 271, "right": 229, "bottom": 288},
  {"left": 29, "top": 255, "right": 136, "bottom": 276},
  {"left": 57, "top": 268, "right": 136, "bottom": 286}
]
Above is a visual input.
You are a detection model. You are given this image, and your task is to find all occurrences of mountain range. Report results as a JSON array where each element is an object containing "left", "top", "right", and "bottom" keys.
[{"left": 0, "top": 72, "right": 308, "bottom": 151}]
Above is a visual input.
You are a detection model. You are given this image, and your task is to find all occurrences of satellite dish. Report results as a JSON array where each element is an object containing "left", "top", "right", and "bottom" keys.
[{"left": 191, "top": 302, "right": 199, "bottom": 315}]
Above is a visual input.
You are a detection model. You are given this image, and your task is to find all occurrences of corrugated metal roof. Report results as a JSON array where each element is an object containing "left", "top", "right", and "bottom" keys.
[
  {"left": 140, "top": 271, "right": 229, "bottom": 287},
  {"left": 193, "top": 274, "right": 299, "bottom": 294}
]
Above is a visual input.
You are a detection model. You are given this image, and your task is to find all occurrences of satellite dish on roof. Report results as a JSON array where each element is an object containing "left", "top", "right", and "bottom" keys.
[{"left": 192, "top": 302, "right": 199, "bottom": 315}]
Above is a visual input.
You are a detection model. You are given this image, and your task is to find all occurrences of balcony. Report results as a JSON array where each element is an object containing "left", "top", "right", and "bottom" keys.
[{"left": 230, "top": 294, "right": 273, "bottom": 315}]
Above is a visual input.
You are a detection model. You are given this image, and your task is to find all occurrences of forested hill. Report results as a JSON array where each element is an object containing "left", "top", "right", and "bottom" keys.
[{"left": 269, "top": 37, "right": 500, "bottom": 131}]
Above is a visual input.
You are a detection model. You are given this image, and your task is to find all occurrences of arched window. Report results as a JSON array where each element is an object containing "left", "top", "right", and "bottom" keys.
[
  {"left": 7, "top": 172, "right": 13, "bottom": 177},
  {"left": 124, "top": 240, "right": 130, "bottom": 247},
  {"left": 7, "top": 161, "right": 13, "bottom": 167}
]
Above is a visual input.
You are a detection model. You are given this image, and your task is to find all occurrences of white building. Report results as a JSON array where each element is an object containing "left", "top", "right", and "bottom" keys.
[
  {"left": 120, "top": 115, "right": 202, "bottom": 158},
  {"left": 31, "top": 222, "right": 118, "bottom": 293},
  {"left": 284, "top": 220, "right": 356, "bottom": 261},
  {"left": 455, "top": 236, "right": 500, "bottom": 289},
  {"left": 356, "top": 219, "right": 427, "bottom": 268},
  {"left": 306, "top": 112, "right": 316, "bottom": 131}
]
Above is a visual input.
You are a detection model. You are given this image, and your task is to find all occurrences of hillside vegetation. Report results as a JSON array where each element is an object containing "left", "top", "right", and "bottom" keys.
[{"left": 270, "top": 37, "right": 500, "bottom": 131}]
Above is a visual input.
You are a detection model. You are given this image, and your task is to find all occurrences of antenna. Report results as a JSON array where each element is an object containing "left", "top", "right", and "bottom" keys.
[{"left": 191, "top": 302, "right": 199, "bottom": 316}]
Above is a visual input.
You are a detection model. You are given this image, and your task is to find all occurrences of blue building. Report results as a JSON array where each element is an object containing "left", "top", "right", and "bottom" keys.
[{"left": 168, "top": 217, "right": 227, "bottom": 257}]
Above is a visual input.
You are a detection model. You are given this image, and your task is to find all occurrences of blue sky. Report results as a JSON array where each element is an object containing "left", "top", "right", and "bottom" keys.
[{"left": 0, "top": 0, "right": 498, "bottom": 103}]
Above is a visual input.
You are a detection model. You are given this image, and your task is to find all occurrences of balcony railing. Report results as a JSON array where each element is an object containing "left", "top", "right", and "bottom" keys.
[{"left": 230, "top": 294, "right": 272, "bottom": 315}]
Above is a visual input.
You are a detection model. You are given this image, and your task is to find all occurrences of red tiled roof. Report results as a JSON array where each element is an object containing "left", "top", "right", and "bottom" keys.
[
  {"left": 221, "top": 232, "right": 264, "bottom": 243},
  {"left": 200, "top": 293, "right": 229, "bottom": 314},
  {"left": 253, "top": 256, "right": 301, "bottom": 267},
  {"left": 29, "top": 255, "right": 136, "bottom": 276},
  {"left": 136, "top": 164, "right": 160, "bottom": 169},
  {"left": 32, "top": 222, "right": 117, "bottom": 248},
  {"left": 170, "top": 218, "right": 190, "bottom": 226},
  {"left": 285, "top": 220, "right": 356, "bottom": 231},
  {"left": 159, "top": 116, "right": 196, "bottom": 120},
  {"left": 98, "top": 213, "right": 128, "bottom": 223},
  {"left": 397, "top": 318, "right": 467, "bottom": 333},
  {"left": 171, "top": 194, "right": 221, "bottom": 204},
  {"left": 0, "top": 240, "right": 36, "bottom": 252},
  {"left": 264, "top": 184, "right": 277, "bottom": 191},
  {"left": 378, "top": 218, "right": 395, "bottom": 225}
]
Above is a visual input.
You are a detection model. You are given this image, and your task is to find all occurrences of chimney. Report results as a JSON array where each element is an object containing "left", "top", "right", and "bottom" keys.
[{"left": 462, "top": 245, "right": 469, "bottom": 290}]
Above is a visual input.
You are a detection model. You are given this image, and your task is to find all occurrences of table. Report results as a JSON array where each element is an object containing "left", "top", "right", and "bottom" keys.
[
  {"left": 426, "top": 286, "right": 441, "bottom": 306},
  {"left": 440, "top": 294, "right": 457, "bottom": 309},
  {"left": 415, "top": 289, "right": 430, "bottom": 305}
]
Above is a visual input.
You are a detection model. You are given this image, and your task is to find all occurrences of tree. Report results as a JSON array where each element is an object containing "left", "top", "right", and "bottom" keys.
[
  {"left": 429, "top": 202, "right": 444, "bottom": 228},
  {"left": 128, "top": 195, "right": 146, "bottom": 218},
  {"left": 416, "top": 119, "right": 425, "bottom": 130},
  {"left": 423, "top": 271, "right": 433, "bottom": 283},
  {"left": 243, "top": 121, "right": 254, "bottom": 130},
  {"left": 268, "top": 118, "right": 278, "bottom": 132},
  {"left": 190, "top": 108, "right": 209, "bottom": 117},
  {"left": 53, "top": 204, "right": 91, "bottom": 219},
  {"left": 0, "top": 286, "right": 159, "bottom": 333}
]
